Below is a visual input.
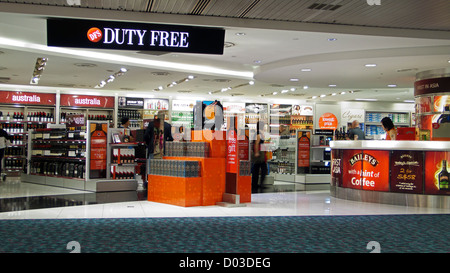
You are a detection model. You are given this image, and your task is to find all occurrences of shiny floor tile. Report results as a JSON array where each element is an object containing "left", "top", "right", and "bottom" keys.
[
  {"left": 0, "top": 180, "right": 449, "bottom": 220},
  {"left": 1, "top": 191, "right": 449, "bottom": 220}
]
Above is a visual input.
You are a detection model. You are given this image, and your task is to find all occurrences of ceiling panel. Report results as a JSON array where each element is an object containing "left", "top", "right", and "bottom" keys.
[{"left": 0, "top": 0, "right": 449, "bottom": 31}]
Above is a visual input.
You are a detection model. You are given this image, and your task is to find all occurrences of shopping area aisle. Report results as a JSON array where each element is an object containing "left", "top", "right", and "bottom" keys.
[{"left": 0, "top": 179, "right": 448, "bottom": 220}]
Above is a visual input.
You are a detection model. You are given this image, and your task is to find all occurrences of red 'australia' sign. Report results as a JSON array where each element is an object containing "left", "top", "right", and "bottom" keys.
[
  {"left": 60, "top": 94, "right": 115, "bottom": 108},
  {"left": 0, "top": 91, "right": 56, "bottom": 105}
]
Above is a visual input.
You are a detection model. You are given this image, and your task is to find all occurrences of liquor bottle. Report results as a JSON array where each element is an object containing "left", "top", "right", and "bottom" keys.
[
  {"left": 6, "top": 112, "right": 10, "bottom": 121},
  {"left": 438, "top": 160, "right": 449, "bottom": 190}
]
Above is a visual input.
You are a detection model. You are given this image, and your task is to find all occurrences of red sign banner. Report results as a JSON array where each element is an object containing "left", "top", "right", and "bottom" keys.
[
  {"left": 60, "top": 94, "right": 114, "bottom": 108},
  {"left": 0, "top": 91, "right": 56, "bottom": 105},
  {"left": 226, "top": 116, "right": 238, "bottom": 173},
  {"left": 297, "top": 131, "right": 311, "bottom": 168}
]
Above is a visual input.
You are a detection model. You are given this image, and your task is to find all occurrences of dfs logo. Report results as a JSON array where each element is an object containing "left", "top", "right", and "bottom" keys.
[{"left": 87, "top": 27, "right": 102, "bottom": 43}]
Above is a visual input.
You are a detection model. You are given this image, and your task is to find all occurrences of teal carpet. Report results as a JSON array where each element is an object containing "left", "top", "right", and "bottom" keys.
[{"left": 0, "top": 214, "right": 448, "bottom": 253}]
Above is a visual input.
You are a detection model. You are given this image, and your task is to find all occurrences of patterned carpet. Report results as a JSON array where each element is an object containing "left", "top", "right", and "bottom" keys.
[{"left": 0, "top": 214, "right": 448, "bottom": 253}]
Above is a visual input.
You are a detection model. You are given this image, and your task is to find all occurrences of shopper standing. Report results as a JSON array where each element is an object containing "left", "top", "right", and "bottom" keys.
[
  {"left": 0, "top": 126, "right": 12, "bottom": 181},
  {"left": 381, "top": 117, "right": 397, "bottom": 140},
  {"left": 144, "top": 115, "right": 173, "bottom": 189},
  {"left": 348, "top": 120, "right": 365, "bottom": 140},
  {"left": 251, "top": 121, "right": 267, "bottom": 193}
]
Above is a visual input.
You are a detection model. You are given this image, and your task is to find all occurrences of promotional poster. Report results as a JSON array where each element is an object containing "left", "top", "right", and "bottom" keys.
[
  {"left": 390, "top": 151, "right": 424, "bottom": 194},
  {"left": 342, "top": 149, "right": 389, "bottom": 191},
  {"left": 424, "top": 151, "right": 450, "bottom": 195}
]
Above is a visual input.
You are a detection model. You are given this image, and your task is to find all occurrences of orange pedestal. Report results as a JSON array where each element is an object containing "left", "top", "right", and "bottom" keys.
[{"left": 147, "top": 175, "right": 202, "bottom": 207}]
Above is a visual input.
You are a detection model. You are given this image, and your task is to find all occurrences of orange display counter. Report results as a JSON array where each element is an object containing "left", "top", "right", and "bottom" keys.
[
  {"left": 148, "top": 129, "right": 252, "bottom": 207},
  {"left": 148, "top": 130, "right": 252, "bottom": 207},
  {"left": 156, "top": 157, "right": 226, "bottom": 206}
]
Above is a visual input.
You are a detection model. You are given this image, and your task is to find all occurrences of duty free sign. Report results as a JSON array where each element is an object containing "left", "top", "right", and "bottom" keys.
[{"left": 47, "top": 18, "right": 225, "bottom": 55}]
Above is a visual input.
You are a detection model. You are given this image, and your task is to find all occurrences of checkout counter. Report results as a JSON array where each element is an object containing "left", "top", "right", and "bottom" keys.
[{"left": 330, "top": 140, "right": 450, "bottom": 208}]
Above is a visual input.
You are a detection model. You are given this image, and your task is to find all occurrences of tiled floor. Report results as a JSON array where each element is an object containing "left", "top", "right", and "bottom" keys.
[{"left": 0, "top": 180, "right": 448, "bottom": 219}]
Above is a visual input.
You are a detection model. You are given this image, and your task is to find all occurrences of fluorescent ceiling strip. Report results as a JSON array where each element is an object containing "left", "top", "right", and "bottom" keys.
[{"left": 0, "top": 37, "right": 254, "bottom": 79}]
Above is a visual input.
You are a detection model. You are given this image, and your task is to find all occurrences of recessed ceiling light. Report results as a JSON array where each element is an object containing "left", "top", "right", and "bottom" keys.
[
  {"left": 273, "top": 92, "right": 278, "bottom": 95},
  {"left": 253, "top": 60, "right": 262, "bottom": 64},
  {"left": 281, "top": 90, "right": 289, "bottom": 93},
  {"left": 290, "top": 88, "right": 296, "bottom": 91},
  {"left": 290, "top": 78, "right": 299, "bottom": 82},
  {"left": 331, "top": 93, "right": 337, "bottom": 96},
  {"left": 365, "top": 64, "right": 377, "bottom": 67},
  {"left": 388, "top": 84, "right": 397, "bottom": 87},
  {"left": 320, "top": 94, "right": 326, "bottom": 98},
  {"left": 340, "top": 91, "right": 346, "bottom": 95},
  {"left": 235, "top": 32, "right": 246, "bottom": 36},
  {"left": 312, "top": 96, "right": 318, "bottom": 99},
  {"left": 328, "top": 38, "right": 337, "bottom": 41},
  {"left": 329, "top": 84, "right": 337, "bottom": 87},
  {"left": 301, "top": 68, "right": 312, "bottom": 72},
  {"left": 303, "top": 86, "right": 309, "bottom": 89},
  {"left": 188, "top": 75, "right": 195, "bottom": 79}
]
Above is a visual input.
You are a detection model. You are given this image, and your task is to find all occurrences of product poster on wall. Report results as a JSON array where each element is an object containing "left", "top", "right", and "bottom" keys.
[
  {"left": 318, "top": 112, "right": 338, "bottom": 130},
  {"left": 89, "top": 122, "right": 108, "bottom": 179},
  {"left": 297, "top": 130, "right": 311, "bottom": 169},
  {"left": 424, "top": 151, "right": 450, "bottom": 195},
  {"left": 390, "top": 151, "right": 424, "bottom": 193}
]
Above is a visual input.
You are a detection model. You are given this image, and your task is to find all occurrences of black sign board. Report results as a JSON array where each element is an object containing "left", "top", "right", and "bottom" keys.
[
  {"left": 47, "top": 18, "right": 225, "bottom": 55},
  {"left": 119, "top": 97, "right": 144, "bottom": 109}
]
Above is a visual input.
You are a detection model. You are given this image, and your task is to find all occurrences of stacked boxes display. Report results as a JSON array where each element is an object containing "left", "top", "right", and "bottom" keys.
[
  {"left": 149, "top": 159, "right": 201, "bottom": 178},
  {"left": 165, "top": 142, "right": 209, "bottom": 157}
]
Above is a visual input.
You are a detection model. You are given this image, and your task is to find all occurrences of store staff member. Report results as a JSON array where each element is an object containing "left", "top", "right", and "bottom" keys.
[
  {"left": 381, "top": 117, "right": 397, "bottom": 140},
  {"left": 348, "top": 120, "right": 365, "bottom": 140},
  {"left": 119, "top": 117, "right": 131, "bottom": 128}
]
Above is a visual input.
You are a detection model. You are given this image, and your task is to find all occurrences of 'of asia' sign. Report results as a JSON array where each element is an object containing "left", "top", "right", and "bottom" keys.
[{"left": 47, "top": 18, "right": 225, "bottom": 55}]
